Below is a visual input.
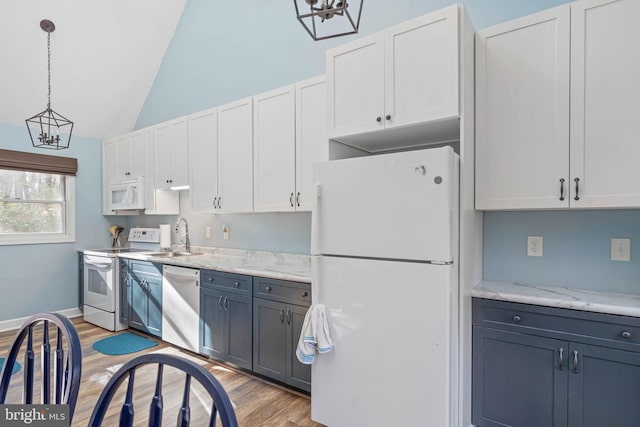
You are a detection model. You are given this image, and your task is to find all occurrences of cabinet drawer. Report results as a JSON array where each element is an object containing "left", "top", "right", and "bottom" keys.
[
  {"left": 473, "top": 298, "right": 640, "bottom": 352},
  {"left": 201, "top": 270, "right": 252, "bottom": 295},
  {"left": 253, "top": 277, "right": 311, "bottom": 306},
  {"left": 127, "top": 260, "right": 162, "bottom": 277}
]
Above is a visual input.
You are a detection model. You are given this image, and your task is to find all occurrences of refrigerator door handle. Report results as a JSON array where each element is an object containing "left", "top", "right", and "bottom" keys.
[{"left": 311, "top": 184, "right": 322, "bottom": 255}]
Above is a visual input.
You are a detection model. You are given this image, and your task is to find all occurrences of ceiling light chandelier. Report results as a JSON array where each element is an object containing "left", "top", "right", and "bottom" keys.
[
  {"left": 294, "top": 0, "right": 363, "bottom": 41},
  {"left": 26, "top": 19, "right": 74, "bottom": 150}
]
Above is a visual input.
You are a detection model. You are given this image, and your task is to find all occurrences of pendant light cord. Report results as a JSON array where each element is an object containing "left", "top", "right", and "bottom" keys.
[{"left": 47, "top": 30, "right": 51, "bottom": 110}]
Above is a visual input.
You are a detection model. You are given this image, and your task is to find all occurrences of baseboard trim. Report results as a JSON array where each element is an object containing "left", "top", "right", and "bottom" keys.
[{"left": 0, "top": 307, "right": 83, "bottom": 333}]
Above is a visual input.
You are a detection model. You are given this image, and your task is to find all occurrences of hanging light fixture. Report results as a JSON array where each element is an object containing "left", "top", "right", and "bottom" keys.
[
  {"left": 26, "top": 19, "right": 74, "bottom": 150},
  {"left": 294, "top": 0, "right": 363, "bottom": 41}
]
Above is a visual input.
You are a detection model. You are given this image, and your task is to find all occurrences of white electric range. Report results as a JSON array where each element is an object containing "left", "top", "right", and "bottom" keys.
[{"left": 83, "top": 227, "right": 162, "bottom": 331}]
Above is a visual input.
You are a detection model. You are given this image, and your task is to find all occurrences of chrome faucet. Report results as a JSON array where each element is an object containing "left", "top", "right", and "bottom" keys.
[{"left": 175, "top": 217, "right": 191, "bottom": 253}]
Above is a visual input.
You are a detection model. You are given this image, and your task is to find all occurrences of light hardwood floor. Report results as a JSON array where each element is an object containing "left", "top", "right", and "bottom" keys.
[{"left": 0, "top": 318, "right": 323, "bottom": 426}]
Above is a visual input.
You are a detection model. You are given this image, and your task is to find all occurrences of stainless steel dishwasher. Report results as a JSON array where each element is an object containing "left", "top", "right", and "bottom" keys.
[{"left": 162, "top": 265, "right": 200, "bottom": 352}]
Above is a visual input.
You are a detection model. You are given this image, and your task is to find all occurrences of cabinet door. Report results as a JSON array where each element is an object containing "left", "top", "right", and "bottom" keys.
[
  {"left": 144, "top": 131, "right": 180, "bottom": 215},
  {"left": 472, "top": 326, "right": 568, "bottom": 427},
  {"left": 252, "top": 298, "right": 286, "bottom": 382},
  {"left": 154, "top": 117, "right": 189, "bottom": 189},
  {"left": 146, "top": 276, "right": 162, "bottom": 337},
  {"left": 569, "top": 0, "right": 640, "bottom": 208},
  {"left": 295, "top": 76, "right": 328, "bottom": 211},
  {"left": 285, "top": 304, "right": 311, "bottom": 392},
  {"left": 568, "top": 342, "right": 640, "bottom": 427},
  {"left": 102, "top": 140, "right": 117, "bottom": 214},
  {"left": 253, "top": 85, "right": 296, "bottom": 212},
  {"left": 129, "top": 131, "right": 147, "bottom": 178},
  {"left": 118, "top": 259, "right": 129, "bottom": 325},
  {"left": 326, "top": 32, "right": 385, "bottom": 139},
  {"left": 384, "top": 5, "right": 459, "bottom": 128},
  {"left": 115, "top": 136, "right": 132, "bottom": 178},
  {"left": 225, "top": 293, "right": 252, "bottom": 370},
  {"left": 200, "top": 287, "right": 226, "bottom": 359},
  {"left": 475, "top": 5, "right": 570, "bottom": 210},
  {"left": 128, "top": 272, "right": 147, "bottom": 333},
  {"left": 189, "top": 108, "right": 219, "bottom": 212},
  {"left": 218, "top": 97, "right": 253, "bottom": 213}
]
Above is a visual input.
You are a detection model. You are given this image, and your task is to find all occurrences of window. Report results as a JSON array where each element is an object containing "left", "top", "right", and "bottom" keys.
[{"left": 0, "top": 149, "right": 77, "bottom": 245}]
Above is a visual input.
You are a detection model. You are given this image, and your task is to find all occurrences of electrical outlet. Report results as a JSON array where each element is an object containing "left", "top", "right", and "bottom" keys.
[
  {"left": 205, "top": 226, "right": 211, "bottom": 239},
  {"left": 527, "top": 236, "right": 543, "bottom": 257},
  {"left": 223, "top": 225, "right": 229, "bottom": 241},
  {"left": 611, "top": 238, "right": 631, "bottom": 262}
]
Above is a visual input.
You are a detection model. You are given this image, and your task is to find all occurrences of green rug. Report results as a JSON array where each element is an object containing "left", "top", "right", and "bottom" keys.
[
  {"left": 92, "top": 332, "right": 158, "bottom": 356},
  {"left": 0, "top": 358, "right": 22, "bottom": 375}
]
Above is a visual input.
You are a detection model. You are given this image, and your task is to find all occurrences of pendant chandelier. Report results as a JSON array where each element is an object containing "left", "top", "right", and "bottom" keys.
[
  {"left": 293, "top": 0, "right": 363, "bottom": 41},
  {"left": 26, "top": 19, "right": 74, "bottom": 150}
]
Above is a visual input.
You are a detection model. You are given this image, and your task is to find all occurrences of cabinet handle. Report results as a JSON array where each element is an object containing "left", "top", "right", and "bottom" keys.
[
  {"left": 218, "top": 197, "right": 222, "bottom": 209},
  {"left": 296, "top": 192, "right": 300, "bottom": 207},
  {"left": 572, "top": 350, "right": 579, "bottom": 373},
  {"left": 213, "top": 197, "right": 217, "bottom": 209},
  {"left": 234, "top": 282, "right": 240, "bottom": 288},
  {"left": 574, "top": 177, "right": 580, "bottom": 201},
  {"left": 286, "top": 309, "right": 292, "bottom": 324},
  {"left": 302, "top": 291, "right": 309, "bottom": 298},
  {"left": 385, "top": 114, "right": 391, "bottom": 121},
  {"left": 290, "top": 192, "right": 294, "bottom": 207},
  {"left": 218, "top": 296, "right": 224, "bottom": 310},
  {"left": 223, "top": 296, "right": 228, "bottom": 311},
  {"left": 559, "top": 178, "right": 565, "bottom": 201},
  {"left": 512, "top": 315, "right": 521, "bottom": 322},
  {"left": 376, "top": 116, "right": 382, "bottom": 122},
  {"left": 558, "top": 348, "right": 564, "bottom": 370},
  {"left": 280, "top": 308, "right": 285, "bottom": 323},
  {"left": 621, "top": 331, "right": 632, "bottom": 339},
  {"left": 207, "top": 277, "right": 213, "bottom": 282},
  {"left": 265, "top": 286, "right": 272, "bottom": 292}
]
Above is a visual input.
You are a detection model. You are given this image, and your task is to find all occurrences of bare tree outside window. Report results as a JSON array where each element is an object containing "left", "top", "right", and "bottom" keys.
[{"left": 0, "top": 169, "right": 65, "bottom": 234}]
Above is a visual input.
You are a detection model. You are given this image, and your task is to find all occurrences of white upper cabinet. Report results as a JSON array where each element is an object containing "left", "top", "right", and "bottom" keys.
[
  {"left": 569, "top": 0, "right": 640, "bottom": 208},
  {"left": 154, "top": 117, "right": 189, "bottom": 189},
  {"left": 327, "top": 5, "right": 459, "bottom": 145},
  {"left": 114, "top": 132, "right": 146, "bottom": 179},
  {"left": 296, "top": 76, "right": 328, "bottom": 211},
  {"left": 253, "top": 85, "right": 296, "bottom": 212},
  {"left": 476, "top": 0, "right": 640, "bottom": 210},
  {"left": 217, "top": 97, "right": 253, "bottom": 214},
  {"left": 475, "top": 5, "right": 570, "bottom": 210},
  {"left": 188, "top": 108, "right": 219, "bottom": 212},
  {"left": 145, "top": 129, "right": 179, "bottom": 215}
]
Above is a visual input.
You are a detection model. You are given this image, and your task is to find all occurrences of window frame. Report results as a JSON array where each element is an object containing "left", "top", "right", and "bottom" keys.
[{"left": 0, "top": 173, "right": 76, "bottom": 246}]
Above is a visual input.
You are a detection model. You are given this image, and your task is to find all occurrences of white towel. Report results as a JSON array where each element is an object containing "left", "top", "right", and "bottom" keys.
[{"left": 296, "top": 304, "right": 334, "bottom": 365}]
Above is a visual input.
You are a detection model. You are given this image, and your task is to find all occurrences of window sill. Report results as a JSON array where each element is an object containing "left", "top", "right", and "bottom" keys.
[{"left": 0, "top": 234, "right": 76, "bottom": 246}]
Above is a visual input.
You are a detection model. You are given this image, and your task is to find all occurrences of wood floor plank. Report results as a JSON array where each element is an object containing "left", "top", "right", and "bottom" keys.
[{"left": 0, "top": 318, "right": 323, "bottom": 426}]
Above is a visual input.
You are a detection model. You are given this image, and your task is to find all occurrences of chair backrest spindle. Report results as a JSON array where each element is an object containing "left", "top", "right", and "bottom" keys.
[
  {"left": 148, "top": 364, "right": 164, "bottom": 426},
  {"left": 42, "top": 320, "right": 51, "bottom": 404}
]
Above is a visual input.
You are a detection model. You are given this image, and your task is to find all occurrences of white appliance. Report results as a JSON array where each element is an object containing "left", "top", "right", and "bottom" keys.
[
  {"left": 110, "top": 176, "right": 145, "bottom": 211},
  {"left": 311, "top": 146, "right": 459, "bottom": 427},
  {"left": 162, "top": 265, "right": 200, "bottom": 352},
  {"left": 83, "top": 227, "right": 162, "bottom": 331}
]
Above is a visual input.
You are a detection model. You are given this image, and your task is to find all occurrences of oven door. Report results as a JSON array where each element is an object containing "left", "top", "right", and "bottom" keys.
[{"left": 83, "top": 254, "right": 116, "bottom": 312}]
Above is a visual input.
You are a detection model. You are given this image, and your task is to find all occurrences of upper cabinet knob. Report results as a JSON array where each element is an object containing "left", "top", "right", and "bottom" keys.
[
  {"left": 386, "top": 115, "right": 391, "bottom": 120},
  {"left": 376, "top": 116, "right": 382, "bottom": 122}
]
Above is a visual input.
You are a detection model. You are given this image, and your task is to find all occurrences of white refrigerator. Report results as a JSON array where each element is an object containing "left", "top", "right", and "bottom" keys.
[{"left": 311, "top": 146, "right": 459, "bottom": 427}]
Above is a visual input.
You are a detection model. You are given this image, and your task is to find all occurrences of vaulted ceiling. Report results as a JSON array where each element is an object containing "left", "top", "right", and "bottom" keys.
[{"left": 0, "top": 0, "right": 187, "bottom": 140}]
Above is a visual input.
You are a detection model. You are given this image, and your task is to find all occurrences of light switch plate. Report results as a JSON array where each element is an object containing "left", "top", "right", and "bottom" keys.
[{"left": 611, "top": 238, "right": 631, "bottom": 262}]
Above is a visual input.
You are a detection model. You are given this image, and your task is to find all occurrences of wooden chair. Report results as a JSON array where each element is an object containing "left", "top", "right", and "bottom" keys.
[
  {"left": 88, "top": 353, "right": 238, "bottom": 427},
  {"left": 0, "top": 312, "right": 82, "bottom": 422}
]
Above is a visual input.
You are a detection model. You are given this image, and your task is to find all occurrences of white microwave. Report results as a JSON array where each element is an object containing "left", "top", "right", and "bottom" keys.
[{"left": 110, "top": 176, "right": 145, "bottom": 211}]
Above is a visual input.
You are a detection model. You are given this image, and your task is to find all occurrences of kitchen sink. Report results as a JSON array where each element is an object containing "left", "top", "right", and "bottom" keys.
[{"left": 147, "top": 251, "right": 203, "bottom": 258}]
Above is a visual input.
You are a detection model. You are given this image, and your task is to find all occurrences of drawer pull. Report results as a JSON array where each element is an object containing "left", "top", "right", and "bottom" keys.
[
  {"left": 207, "top": 277, "right": 213, "bottom": 282},
  {"left": 572, "top": 350, "right": 579, "bottom": 373},
  {"left": 558, "top": 348, "right": 564, "bottom": 370},
  {"left": 302, "top": 291, "right": 309, "bottom": 297},
  {"left": 621, "top": 331, "right": 632, "bottom": 339},
  {"left": 512, "top": 315, "right": 521, "bottom": 322},
  {"left": 265, "top": 286, "right": 272, "bottom": 292},
  {"left": 286, "top": 309, "right": 292, "bottom": 324},
  {"left": 234, "top": 282, "right": 240, "bottom": 288},
  {"left": 280, "top": 308, "right": 285, "bottom": 323},
  {"left": 218, "top": 296, "right": 224, "bottom": 310}
]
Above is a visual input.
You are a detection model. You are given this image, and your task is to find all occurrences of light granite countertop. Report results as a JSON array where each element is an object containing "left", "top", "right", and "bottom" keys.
[
  {"left": 116, "top": 246, "right": 311, "bottom": 283},
  {"left": 473, "top": 281, "right": 640, "bottom": 318}
]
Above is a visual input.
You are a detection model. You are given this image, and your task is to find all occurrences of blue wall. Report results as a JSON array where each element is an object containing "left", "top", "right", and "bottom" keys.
[{"left": 0, "top": 122, "right": 111, "bottom": 321}]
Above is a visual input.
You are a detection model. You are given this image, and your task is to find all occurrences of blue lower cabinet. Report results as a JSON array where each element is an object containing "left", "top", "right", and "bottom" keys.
[
  {"left": 200, "top": 270, "right": 252, "bottom": 370},
  {"left": 472, "top": 298, "right": 640, "bottom": 427},
  {"left": 127, "top": 261, "right": 162, "bottom": 338}
]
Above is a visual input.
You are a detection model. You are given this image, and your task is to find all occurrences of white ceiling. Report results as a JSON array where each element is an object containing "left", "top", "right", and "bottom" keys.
[{"left": 0, "top": 0, "right": 187, "bottom": 140}]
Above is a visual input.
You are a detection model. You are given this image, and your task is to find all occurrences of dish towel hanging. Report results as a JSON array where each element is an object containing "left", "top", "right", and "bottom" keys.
[{"left": 296, "top": 304, "right": 334, "bottom": 365}]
